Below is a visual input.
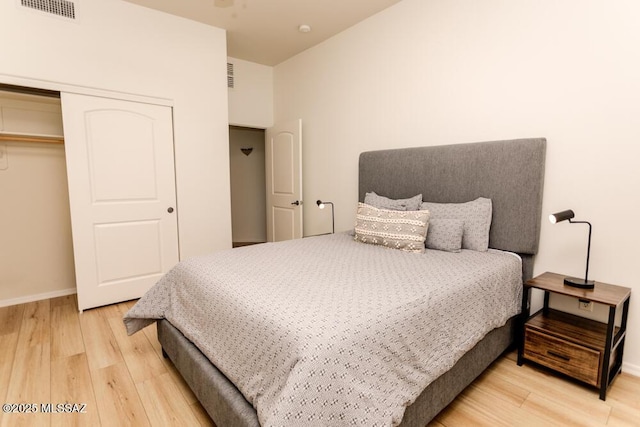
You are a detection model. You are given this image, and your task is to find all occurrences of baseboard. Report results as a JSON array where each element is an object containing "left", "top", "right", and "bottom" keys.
[
  {"left": 623, "top": 361, "right": 640, "bottom": 378},
  {"left": 0, "top": 287, "right": 77, "bottom": 308}
]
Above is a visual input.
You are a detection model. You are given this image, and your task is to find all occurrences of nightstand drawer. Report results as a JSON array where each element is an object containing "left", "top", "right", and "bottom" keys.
[{"left": 524, "top": 328, "right": 601, "bottom": 386}]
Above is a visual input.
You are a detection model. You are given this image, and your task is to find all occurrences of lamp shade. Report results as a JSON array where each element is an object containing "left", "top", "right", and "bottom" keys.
[{"left": 549, "top": 209, "right": 575, "bottom": 224}]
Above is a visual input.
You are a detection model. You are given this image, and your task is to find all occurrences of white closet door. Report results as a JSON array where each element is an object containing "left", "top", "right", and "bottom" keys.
[{"left": 61, "top": 93, "right": 179, "bottom": 311}]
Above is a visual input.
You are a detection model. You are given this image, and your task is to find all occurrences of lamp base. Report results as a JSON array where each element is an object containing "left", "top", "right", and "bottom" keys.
[{"left": 563, "top": 277, "right": 595, "bottom": 289}]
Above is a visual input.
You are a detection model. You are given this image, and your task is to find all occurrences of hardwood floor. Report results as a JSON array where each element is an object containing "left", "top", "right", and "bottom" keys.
[
  {"left": 0, "top": 297, "right": 211, "bottom": 427},
  {"left": 1, "top": 296, "right": 639, "bottom": 426}
]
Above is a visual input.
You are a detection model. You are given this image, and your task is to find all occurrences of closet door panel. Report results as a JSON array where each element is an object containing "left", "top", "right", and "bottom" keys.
[
  {"left": 93, "top": 220, "right": 162, "bottom": 283},
  {"left": 85, "top": 110, "right": 158, "bottom": 202},
  {"left": 61, "top": 93, "right": 179, "bottom": 311}
]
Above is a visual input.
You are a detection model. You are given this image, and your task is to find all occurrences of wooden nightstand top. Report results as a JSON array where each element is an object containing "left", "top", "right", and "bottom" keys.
[{"left": 525, "top": 272, "right": 631, "bottom": 307}]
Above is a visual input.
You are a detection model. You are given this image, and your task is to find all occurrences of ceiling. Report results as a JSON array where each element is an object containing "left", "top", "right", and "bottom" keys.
[{"left": 124, "top": 0, "right": 402, "bottom": 66}]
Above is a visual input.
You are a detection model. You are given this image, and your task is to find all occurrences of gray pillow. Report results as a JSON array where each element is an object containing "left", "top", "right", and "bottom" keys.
[
  {"left": 420, "top": 197, "right": 492, "bottom": 252},
  {"left": 354, "top": 203, "right": 429, "bottom": 253},
  {"left": 364, "top": 191, "right": 422, "bottom": 211},
  {"left": 426, "top": 218, "right": 464, "bottom": 253}
]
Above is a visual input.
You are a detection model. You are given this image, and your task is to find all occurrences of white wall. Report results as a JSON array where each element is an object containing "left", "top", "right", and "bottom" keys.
[
  {"left": 274, "top": 0, "right": 640, "bottom": 372},
  {"left": 0, "top": 0, "right": 231, "bottom": 267},
  {"left": 228, "top": 57, "right": 274, "bottom": 128}
]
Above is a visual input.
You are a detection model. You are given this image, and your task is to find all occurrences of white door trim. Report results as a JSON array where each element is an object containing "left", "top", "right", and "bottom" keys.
[{"left": 0, "top": 72, "right": 173, "bottom": 107}]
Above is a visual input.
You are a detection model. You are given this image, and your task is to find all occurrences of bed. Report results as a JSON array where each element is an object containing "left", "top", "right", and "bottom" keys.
[{"left": 124, "top": 137, "right": 547, "bottom": 427}]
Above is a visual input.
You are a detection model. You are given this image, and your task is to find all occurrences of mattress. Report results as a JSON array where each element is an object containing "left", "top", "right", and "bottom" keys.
[{"left": 124, "top": 232, "right": 522, "bottom": 427}]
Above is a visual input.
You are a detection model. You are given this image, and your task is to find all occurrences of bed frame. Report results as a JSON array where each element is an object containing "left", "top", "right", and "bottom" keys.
[{"left": 158, "top": 137, "right": 547, "bottom": 426}]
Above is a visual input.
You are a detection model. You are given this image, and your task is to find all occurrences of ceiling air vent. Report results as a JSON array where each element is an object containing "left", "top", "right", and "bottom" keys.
[
  {"left": 227, "top": 62, "right": 234, "bottom": 89},
  {"left": 21, "top": 0, "right": 76, "bottom": 20}
]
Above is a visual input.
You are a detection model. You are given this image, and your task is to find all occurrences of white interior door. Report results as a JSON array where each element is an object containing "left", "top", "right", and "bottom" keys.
[
  {"left": 266, "top": 119, "right": 302, "bottom": 242},
  {"left": 61, "top": 93, "right": 179, "bottom": 311}
]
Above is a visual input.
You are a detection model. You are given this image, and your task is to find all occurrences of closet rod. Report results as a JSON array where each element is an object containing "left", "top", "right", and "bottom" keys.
[{"left": 0, "top": 133, "right": 64, "bottom": 145}]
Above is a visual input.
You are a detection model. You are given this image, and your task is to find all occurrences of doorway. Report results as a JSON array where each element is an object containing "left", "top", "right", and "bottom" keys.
[{"left": 229, "top": 126, "right": 266, "bottom": 247}]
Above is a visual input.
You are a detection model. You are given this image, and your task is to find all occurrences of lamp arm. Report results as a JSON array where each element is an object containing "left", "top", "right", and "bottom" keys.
[
  {"left": 327, "top": 202, "right": 335, "bottom": 234},
  {"left": 569, "top": 219, "right": 592, "bottom": 282},
  {"left": 317, "top": 200, "right": 335, "bottom": 234}
]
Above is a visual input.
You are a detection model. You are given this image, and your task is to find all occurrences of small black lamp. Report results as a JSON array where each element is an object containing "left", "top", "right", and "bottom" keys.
[
  {"left": 316, "top": 200, "right": 334, "bottom": 234},
  {"left": 549, "top": 209, "right": 595, "bottom": 289}
]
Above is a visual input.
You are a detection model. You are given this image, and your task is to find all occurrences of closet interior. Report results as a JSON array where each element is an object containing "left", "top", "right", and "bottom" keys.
[{"left": 0, "top": 86, "right": 75, "bottom": 305}]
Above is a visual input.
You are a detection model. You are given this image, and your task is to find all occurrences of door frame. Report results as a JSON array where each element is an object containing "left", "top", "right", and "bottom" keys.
[{"left": 0, "top": 73, "right": 173, "bottom": 107}]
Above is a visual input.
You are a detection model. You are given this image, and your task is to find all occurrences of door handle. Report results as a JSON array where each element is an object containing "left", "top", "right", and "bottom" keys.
[
  {"left": 291, "top": 200, "right": 302, "bottom": 206},
  {"left": 167, "top": 207, "right": 174, "bottom": 213},
  {"left": 547, "top": 350, "right": 570, "bottom": 361}
]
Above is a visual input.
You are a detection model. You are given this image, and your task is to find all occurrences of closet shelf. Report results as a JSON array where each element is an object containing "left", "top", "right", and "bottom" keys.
[{"left": 0, "top": 132, "right": 64, "bottom": 145}]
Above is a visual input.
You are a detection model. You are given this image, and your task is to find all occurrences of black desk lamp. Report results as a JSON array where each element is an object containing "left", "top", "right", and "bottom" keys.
[
  {"left": 549, "top": 209, "right": 595, "bottom": 289},
  {"left": 316, "top": 200, "right": 334, "bottom": 234}
]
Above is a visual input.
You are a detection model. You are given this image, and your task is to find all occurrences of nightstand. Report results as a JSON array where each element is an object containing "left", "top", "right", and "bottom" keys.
[{"left": 517, "top": 272, "right": 631, "bottom": 400}]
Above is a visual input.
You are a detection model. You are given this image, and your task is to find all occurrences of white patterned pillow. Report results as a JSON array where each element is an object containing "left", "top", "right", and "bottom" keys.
[
  {"left": 425, "top": 218, "right": 464, "bottom": 253},
  {"left": 364, "top": 192, "right": 423, "bottom": 211},
  {"left": 421, "top": 197, "right": 492, "bottom": 252},
  {"left": 354, "top": 203, "right": 429, "bottom": 253}
]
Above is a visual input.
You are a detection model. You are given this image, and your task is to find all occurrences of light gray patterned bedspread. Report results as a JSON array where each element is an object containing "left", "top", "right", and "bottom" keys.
[{"left": 124, "top": 232, "right": 522, "bottom": 427}]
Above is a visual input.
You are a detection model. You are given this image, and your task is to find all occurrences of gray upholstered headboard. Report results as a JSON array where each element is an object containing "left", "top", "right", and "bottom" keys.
[{"left": 358, "top": 138, "right": 547, "bottom": 280}]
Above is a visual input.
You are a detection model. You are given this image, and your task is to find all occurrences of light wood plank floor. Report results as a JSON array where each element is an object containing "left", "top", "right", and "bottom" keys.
[{"left": 1, "top": 296, "right": 639, "bottom": 426}]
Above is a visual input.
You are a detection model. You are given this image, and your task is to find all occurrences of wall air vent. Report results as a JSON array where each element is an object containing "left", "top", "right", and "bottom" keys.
[
  {"left": 21, "top": 0, "right": 76, "bottom": 20},
  {"left": 227, "top": 62, "right": 234, "bottom": 89}
]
